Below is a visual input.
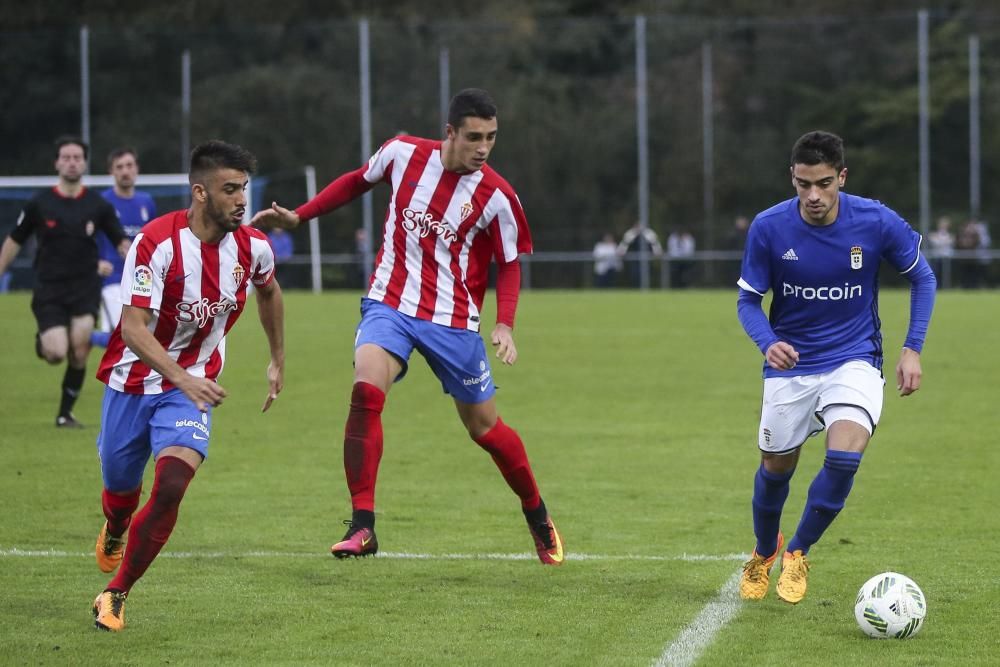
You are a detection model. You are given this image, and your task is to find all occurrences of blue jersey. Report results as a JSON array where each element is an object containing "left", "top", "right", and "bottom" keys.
[
  {"left": 738, "top": 192, "right": 923, "bottom": 378},
  {"left": 97, "top": 189, "right": 156, "bottom": 286}
]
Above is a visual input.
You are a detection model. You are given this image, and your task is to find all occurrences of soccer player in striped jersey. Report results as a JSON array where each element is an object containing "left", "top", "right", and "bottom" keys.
[
  {"left": 91, "top": 141, "right": 286, "bottom": 631},
  {"left": 252, "top": 88, "right": 564, "bottom": 565},
  {"left": 736, "top": 131, "right": 936, "bottom": 604}
]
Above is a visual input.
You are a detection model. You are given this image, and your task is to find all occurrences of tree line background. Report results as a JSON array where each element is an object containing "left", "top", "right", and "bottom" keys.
[{"left": 1, "top": 1, "right": 998, "bottom": 282}]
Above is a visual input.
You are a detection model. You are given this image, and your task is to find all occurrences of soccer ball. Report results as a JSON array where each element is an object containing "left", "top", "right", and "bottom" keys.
[{"left": 854, "top": 572, "right": 927, "bottom": 639}]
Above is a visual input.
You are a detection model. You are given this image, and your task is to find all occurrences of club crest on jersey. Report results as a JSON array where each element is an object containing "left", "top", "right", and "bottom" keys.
[
  {"left": 850, "top": 245, "right": 863, "bottom": 270},
  {"left": 459, "top": 202, "right": 474, "bottom": 223},
  {"left": 402, "top": 207, "right": 458, "bottom": 243},
  {"left": 132, "top": 265, "right": 153, "bottom": 297},
  {"left": 232, "top": 263, "right": 246, "bottom": 285},
  {"left": 85, "top": 220, "right": 95, "bottom": 236}
]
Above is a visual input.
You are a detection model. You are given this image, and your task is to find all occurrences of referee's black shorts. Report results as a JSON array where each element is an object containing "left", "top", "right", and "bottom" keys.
[{"left": 31, "top": 276, "right": 102, "bottom": 332}]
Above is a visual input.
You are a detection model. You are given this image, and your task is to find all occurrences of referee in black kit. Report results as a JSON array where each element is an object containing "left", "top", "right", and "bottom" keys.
[{"left": 0, "top": 136, "right": 128, "bottom": 427}]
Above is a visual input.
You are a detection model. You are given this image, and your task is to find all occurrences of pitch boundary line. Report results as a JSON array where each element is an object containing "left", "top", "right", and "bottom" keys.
[
  {"left": 652, "top": 568, "right": 744, "bottom": 667},
  {"left": 0, "top": 547, "right": 746, "bottom": 562}
]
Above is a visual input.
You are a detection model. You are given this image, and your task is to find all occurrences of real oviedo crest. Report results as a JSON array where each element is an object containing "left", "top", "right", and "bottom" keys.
[{"left": 850, "top": 245, "right": 863, "bottom": 270}]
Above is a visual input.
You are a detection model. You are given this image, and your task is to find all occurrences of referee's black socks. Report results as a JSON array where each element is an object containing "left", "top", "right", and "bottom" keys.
[{"left": 59, "top": 365, "right": 86, "bottom": 417}]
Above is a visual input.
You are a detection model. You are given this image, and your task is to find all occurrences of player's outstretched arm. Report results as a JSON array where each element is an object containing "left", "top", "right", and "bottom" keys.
[
  {"left": 896, "top": 347, "right": 922, "bottom": 397},
  {"left": 120, "top": 305, "right": 227, "bottom": 411},
  {"left": 251, "top": 202, "right": 301, "bottom": 230},
  {"left": 255, "top": 278, "right": 285, "bottom": 412}
]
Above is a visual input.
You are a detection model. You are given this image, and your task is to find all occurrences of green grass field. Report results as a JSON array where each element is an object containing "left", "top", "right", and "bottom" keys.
[{"left": 1, "top": 289, "right": 997, "bottom": 666}]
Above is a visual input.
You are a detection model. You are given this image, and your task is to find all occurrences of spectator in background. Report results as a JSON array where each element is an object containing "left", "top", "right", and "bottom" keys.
[
  {"left": 955, "top": 219, "right": 986, "bottom": 288},
  {"left": 353, "top": 227, "right": 369, "bottom": 288},
  {"left": 92, "top": 147, "right": 156, "bottom": 348},
  {"left": 267, "top": 226, "right": 294, "bottom": 286},
  {"left": 0, "top": 136, "right": 127, "bottom": 428},
  {"left": 592, "top": 232, "right": 621, "bottom": 288},
  {"left": 926, "top": 216, "right": 954, "bottom": 286},
  {"left": 726, "top": 215, "right": 751, "bottom": 251},
  {"left": 667, "top": 226, "right": 696, "bottom": 288},
  {"left": 971, "top": 219, "right": 992, "bottom": 287},
  {"left": 617, "top": 223, "right": 663, "bottom": 287}
]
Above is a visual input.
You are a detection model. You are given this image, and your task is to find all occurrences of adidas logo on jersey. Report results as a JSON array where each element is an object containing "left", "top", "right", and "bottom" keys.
[{"left": 782, "top": 248, "right": 799, "bottom": 261}]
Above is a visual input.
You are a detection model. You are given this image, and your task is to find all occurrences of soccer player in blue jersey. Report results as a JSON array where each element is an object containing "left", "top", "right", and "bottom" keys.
[
  {"left": 736, "top": 131, "right": 936, "bottom": 604},
  {"left": 92, "top": 147, "right": 157, "bottom": 348}
]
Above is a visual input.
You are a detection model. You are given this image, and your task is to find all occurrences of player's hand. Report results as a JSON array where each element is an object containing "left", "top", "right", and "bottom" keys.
[
  {"left": 765, "top": 341, "right": 799, "bottom": 371},
  {"left": 97, "top": 260, "right": 114, "bottom": 277},
  {"left": 262, "top": 359, "right": 284, "bottom": 412},
  {"left": 491, "top": 324, "right": 517, "bottom": 366},
  {"left": 896, "top": 347, "right": 922, "bottom": 396},
  {"left": 178, "top": 375, "right": 228, "bottom": 412},
  {"left": 251, "top": 202, "right": 301, "bottom": 230}
]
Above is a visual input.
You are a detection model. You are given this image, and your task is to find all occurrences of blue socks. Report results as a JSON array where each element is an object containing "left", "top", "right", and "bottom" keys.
[
  {"left": 787, "top": 450, "right": 863, "bottom": 555},
  {"left": 752, "top": 464, "right": 793, "bottom": 557},
  {"left": 90, "top": 331, "right": 111, "bottom": 348}
]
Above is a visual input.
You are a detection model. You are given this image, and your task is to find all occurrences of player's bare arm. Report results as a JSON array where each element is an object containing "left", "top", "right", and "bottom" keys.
[
  {"left": 97, "top": 260, "right": 114, "bottom": 277},
  {"left": 896, "top": 347, "right": 922, "bottom": 397},
  {"left": 254, "top": 278, "right": 285, "bottom": 412},
  {"left": 491, "top": 323, "right": 517, "bottom": 366},
  {"left": 120, "top": 305, "right": 227, "bottom": 411},
  {"left": 250, "top": 202, "right": 300, "bottom": 230},
  {"left": 766, "top": 341, "right": 799, "bottom": 371},
  {"left": 117, "top": 238, "right": 131, "bottom": 258}
]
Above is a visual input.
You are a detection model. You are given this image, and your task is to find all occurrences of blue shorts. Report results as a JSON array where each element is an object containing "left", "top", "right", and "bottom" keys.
[
  {"left": 355, "top": 298, "right": 496, "bottom": 404},
  {"left": 96, "top": 386, "right": 211, "bottom": 491}
]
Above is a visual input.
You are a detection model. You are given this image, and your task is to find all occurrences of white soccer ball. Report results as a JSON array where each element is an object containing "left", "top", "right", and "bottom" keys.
[{"left": 854, "top": 572, "right": 927, "bottom": 639}]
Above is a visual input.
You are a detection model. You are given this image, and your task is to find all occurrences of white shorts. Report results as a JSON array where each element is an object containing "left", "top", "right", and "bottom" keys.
[
  {"left": 98, "top": 283, "right": 124, "bottom": 333},
  {"left": 758, "top": 360, "right": 884, "bottom": 454}
]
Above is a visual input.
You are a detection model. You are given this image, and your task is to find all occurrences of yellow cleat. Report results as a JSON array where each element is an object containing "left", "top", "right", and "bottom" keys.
[
  {"left": 95, "top": 521, "right": 126, "bottom": 573},
  {"left": 93, "top": 590, "right": 127, "bottom": 632},
  {"left": 739, "top": 532, "right": 784, "bottom": 600},
  {"left": 776, "top": 549, "right": 811, "bottom": 604}
]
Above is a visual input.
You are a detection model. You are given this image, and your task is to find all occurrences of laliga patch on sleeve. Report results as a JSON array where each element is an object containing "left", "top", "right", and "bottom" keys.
[{"left": 132, "top": 265, "right": 153, "bottom": 297}]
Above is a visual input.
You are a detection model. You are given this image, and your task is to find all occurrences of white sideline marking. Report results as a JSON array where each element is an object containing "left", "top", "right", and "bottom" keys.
[
  {"left": 0, "top": 547, "right": 746, "bottom": 562},
  {"left": 652, "top": 569, "right": 743, "bottom": 667}
]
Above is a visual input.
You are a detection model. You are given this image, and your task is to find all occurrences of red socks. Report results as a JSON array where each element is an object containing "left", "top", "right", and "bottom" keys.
[
  {"left": 474, "top": 417, "right": 541, "bottom": 510},
  {"left": 343, "top": 382, "right": 386, "bottom": 512},
  {"left": 102, "top": 488, "right": 142, "bottom": 537},
  {"left": 342, "top": 385, "right": 539, "bottom": 514},
  {"left": 108, "top": 456, "right": 195, "bottom": 594}
]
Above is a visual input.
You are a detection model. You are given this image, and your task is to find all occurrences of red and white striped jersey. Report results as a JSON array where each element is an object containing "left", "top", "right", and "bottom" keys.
[
  {"left": 96, "top": 210, "right": 275, "bottom": 394},
  {"left": 364, "top": 136, "right": 532, "bottom": 331}
]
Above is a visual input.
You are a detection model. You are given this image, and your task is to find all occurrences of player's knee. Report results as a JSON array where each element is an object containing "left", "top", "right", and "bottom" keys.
[
  {"left": 42, "top": 350, "right": 65, "bottom": 364},
  {"left": 153, "top": 475, "right": 190, "bottom": 507},
  {"left": 761, "top": 452, "right": 798, "bottom": 475}
]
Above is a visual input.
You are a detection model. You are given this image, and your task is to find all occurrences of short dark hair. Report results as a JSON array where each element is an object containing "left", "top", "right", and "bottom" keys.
[
  {"left": 107, "top": 146, "right": 138, "bottom": 170},
  {"left": 54, "top": 135, "right": 88, "bottom": 160},
  {"left": 447, "top": 88, "right": 497, "bottom": 128},
  {"left": 791, "top": 131, "right": 845, "bottom": 172},
  {"left": 189, "top": 140, "right": 257, "bottom": 185}
]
